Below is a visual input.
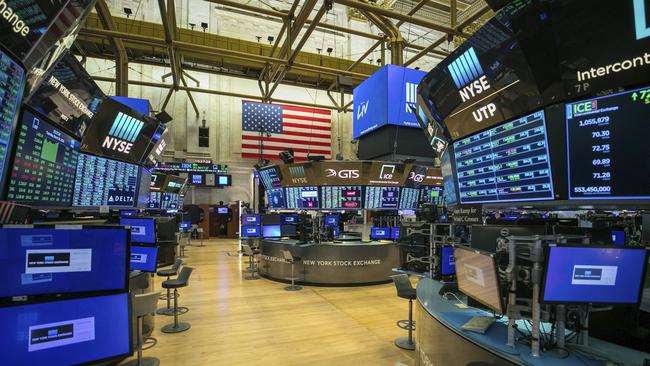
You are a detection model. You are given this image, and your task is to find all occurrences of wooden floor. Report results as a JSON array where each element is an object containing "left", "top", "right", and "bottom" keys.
[{"left": 120, "top": 238, "right": 417, "bottom": 366}]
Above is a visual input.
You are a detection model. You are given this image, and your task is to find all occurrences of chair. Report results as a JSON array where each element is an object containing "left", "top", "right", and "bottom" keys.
[
  {"left": 156, "top": 259, "right": 183, "bottom": 315},
  {"left": 161, "top": 266, "right": 195, "bottom": 333},
  {"left": 178, "top": 232, "right": 189, "bottom": 258},
  {"left": 196, "top": 228, "right": 204, "bottom": 247},
  {"left": 242, "top": 244, "right": 260, "bottom": 280},
  {"left": 123, "top": 292, "right": 161, "bottom": 366},
  {"left": 281, "top": 250, "right": 302, "bottom": 291},
  {"left": 390, "top": 274, "right": 416, "bottom": 350}
]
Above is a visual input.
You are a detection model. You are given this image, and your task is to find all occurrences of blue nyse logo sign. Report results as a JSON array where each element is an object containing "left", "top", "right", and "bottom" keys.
[
  {"left": 634, "top": 0, "right": 650, "bottom": 40},
  {"left": 353, "top": 65, "right": 426, "bottom": 138},
  {"left": 102, "top": 112, "right": 144, "bottom": 154},
  {"left": 447, "top": 47, "right": 484, "bottom": 88}
]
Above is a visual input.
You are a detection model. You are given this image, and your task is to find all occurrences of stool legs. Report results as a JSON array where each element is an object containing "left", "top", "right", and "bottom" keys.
[
  {"left": 122, "top": 316, "right": 160, "bottom": 366},
  {"left": 284, "top": 262, "right": 302, "bottom": 291},
  {"left": 395, "top": 299, "right": 416, "bottom": 350},
  {"left": 156, "top": 287, "right": 174, "bottom": 316},
  {"left": 244, "top": 255, "right": 260, "bottom": 280},
  {"left": 161, "top": 289, "right": 191, "bottom": 333}
]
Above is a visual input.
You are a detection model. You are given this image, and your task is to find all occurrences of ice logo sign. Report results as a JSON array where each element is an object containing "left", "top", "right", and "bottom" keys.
[
  {"left": 102, "top": 112, "right": 144, "bottom": 154},
  {"left": 634, "top": 0, "right": 650, "bottom": 40}
]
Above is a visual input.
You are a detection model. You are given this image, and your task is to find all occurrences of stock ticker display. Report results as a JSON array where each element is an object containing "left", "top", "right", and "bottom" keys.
[
  {"left": 7, "top": 111, "right": 79, "bottom": 206},
  {"left": 399, "top": 187, "right": 420, "bottom": 209},
  {"left": 148, "top": 191, "right": 162, "bottom": 209},
  {"left": 267, "top": 188, "right": 285, "bottom": 209},
  {"left": 259, "top": 167, "right": 282, "bottom": 191},
  {"left": 421, "top": 186, "right": 444, "bottom": 206},
  {"left": 566, "top": 86, "right": 650, "bottom": 200},
  {"left": 453, "top": 110, "right": 554, "bottom": 204},
  {"left": 321, "top": 186, "right": 363, "bottom": 209},
  {"left": 0, "top": 51, "right": 25, "bottom": 193},
  {"left": 72, "top": 153, "right": 140, "bottom": 207},
  {"left": 285, "top": 187, "right": 320, "bottom": 209},
  {"left": 161, "top": 192, "right": 179, "bottom": 209},
  {"left": 365, "top": 186, "right": 400, "bottom": 209}
]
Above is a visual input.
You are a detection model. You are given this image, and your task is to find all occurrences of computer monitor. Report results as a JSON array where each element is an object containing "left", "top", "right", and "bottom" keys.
[
  {"left": 0, "top": 226, "right": 129, "bottom": 299},
  {"left": 0, "top": 293, "right": 132, "bottom": 365},
  {"left": 281, "top": 213, "right": 299, "bottom": 225},
  {"left": 241, "top": 214, "right": 260, "bottom": 225},
  {"left": 261, "top": 214, "right": 281, "bottom": 225},
  {"left": 120, "top": 217, "right": 156, "bottom": 244},
  {"left": 280, "top": 224, "right": 297, "bottom": 237},
  {"left": 119, "top": 209, "right": 139, "bottom": 217},
  {"left": 179, "top": 222, "right": 191, "bottom": 230},
  {"left": 324, "top": 214, "right": 339, "bottom": 227},
  {"left": 217, "top": 207, "right": 228, "bottom": 214},
  {"left": 611, "top": 230, "right": 625, "bottom": 246},
  {"left": 262, "top": 225, "right": 281, "bottom": 238},
  {"left": 542, "top": 246, "right": 648, "bottom": 305},
  {"left": 453, "top": 246, "right": 504, "bottom": 314},
  {"left": 241, "top": 226, "right": 260, "bottom": 237},
  {"left": 370, "top": 227, "right": 390, "bottom": 240},
  {"left": 440, "top": 246, "right": 455, "bottom": 276},
  {"left": 391, "top": 227, "right": 401, "bottom": 241},
  {"left": 130, "top": 245, "right": 158, "bottom": 272}
]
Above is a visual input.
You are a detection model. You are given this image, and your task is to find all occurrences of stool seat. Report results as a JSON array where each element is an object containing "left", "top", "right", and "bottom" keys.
[
  {"left": 398, "top": 289, "right": 417, "bottom": 300},
  {"left": 162, "top": 279, "right": 188, "bottom": 289},
  {"left": 157, "top": 268, "right": 177, "bottom": 277}
]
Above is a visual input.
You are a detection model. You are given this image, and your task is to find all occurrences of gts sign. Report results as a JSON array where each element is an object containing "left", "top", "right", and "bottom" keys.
[
  {"left": 102, "top": 112, "right": 144, "bottom": 154},
  {"left": 325, "top": 169, "right": 360, "bottom": 179}
]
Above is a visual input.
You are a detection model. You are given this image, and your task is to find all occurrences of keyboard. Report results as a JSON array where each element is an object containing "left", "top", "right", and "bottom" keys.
[{"left": 461, "top": 316, "right": 495, "bottom": 334}]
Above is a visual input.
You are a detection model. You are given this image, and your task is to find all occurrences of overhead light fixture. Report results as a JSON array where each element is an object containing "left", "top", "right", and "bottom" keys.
[
  {"left": 376, "top": 58, "right": 382, "bottom": 65},
  {"left": 256, "top": 36, "right": 262, "bottom": 42},
  {"left": 326, "top": 47, "right": 333, "bottom": 56},
  {"left": 124, "top": 7, "right": 132, "bottom": 18},
  {"left": 189, "top": 22, "right": 196, "bottom": 30},
  {"left": 279, "top": 148, "right": 295, "bottom": 164},
  {"left": 307, "top": 155, "right": 325, "bottom": 162},
  {"left": 267, "top": 35, "right": 274, "bottom": 44},
  {"left": 156, "top": 111, "right": 173, "bottom": 124},
  {"left": 201, "top": 22, "right": 208, "bottom": 31}
]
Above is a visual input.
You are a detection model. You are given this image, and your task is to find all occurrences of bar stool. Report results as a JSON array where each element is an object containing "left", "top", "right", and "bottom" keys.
[
  {"left": 281, "top": 249, "right": 302, "bottom": 291},
  {"left": 156, "top": 259, "right": 183, "bottom": 315},
  {"left": 178, "top": 232, "right": 189, "bottom": 259},
  {"left": 123, "top": 291, "right": 161, "bottom": 366},
  {"left": 161, "top": 266, "right": 194, "bottom": 334},
  {"left": 196, "top": 228, "right": 204, "bottom": 247},
  {"left": 390, "top": 274, "right": 416, "bottom": 350},
  {"left": 242, "top": 244, "right": 260, "bottom": 280}
]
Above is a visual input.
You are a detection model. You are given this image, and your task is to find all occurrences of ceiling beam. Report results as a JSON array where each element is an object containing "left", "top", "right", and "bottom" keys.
[
  {"left": 95, "top": 0, "right": 129, "bottom": 96},
  {"left": 158, "top": 0, "right": 180, "bottom": 90}
]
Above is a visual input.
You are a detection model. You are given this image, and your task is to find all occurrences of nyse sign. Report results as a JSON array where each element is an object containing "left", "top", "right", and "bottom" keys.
[{"left": 447, "top": 47, "right": 497, "bottom": 123}]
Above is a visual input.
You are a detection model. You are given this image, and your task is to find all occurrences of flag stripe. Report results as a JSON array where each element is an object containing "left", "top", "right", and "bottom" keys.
[
  {"left": 243, "top": 153, "right": 309, "bottom": 161},
  {"left": 242, "top": 144, "right": 331, "bottom": 155},
  {"left": 282, "top": 113, "right": 332, "bottom": 124},
  {"left": 282, "top": 122, "right": 331, "bottom": 132},
  {"left": 242, "top": 100, "right": 331, "bottom": 115},
  {"left": 242, "top": 135, "right": 331, "bottom": 147}
]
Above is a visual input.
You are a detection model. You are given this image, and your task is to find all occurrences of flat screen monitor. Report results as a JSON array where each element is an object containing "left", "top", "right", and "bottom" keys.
[
  {"left": 119, "top": 209, "right": 138, "bottom": 217},
  {"left": 421, "top": 186, "right": 444, "bottom": 206},
  {"left": 0, "top": 49, "right": 26, "bottom": 196},
  {"left": 453, "top": 110, "right": 554, "bottom": 204},
  {"left": 320, "top": 186, "right": 363, "bottom": 209},
  {"left": 267, "top": 188, "right": 285, "bottom": 209},
  {"left": 72, "top": 153, "right": 140, "bottom": 208},
  {"left": 262, "top": 225, "right": 281, "bottom": 238},
  {"left": 611, "top": 230, "right": 625, "bottom": 246},
  {"left": 179, "top": 222, "right": 191, "bottom": 230},
  {"left": 216, "top": 175, "right": 232, "bottom": 186},
  {"left": 148, "top": 191, "right": 161, "bottom": 209},
  {"left": 242, "top": 214, "right": 260, "bottom": 225},
  {"left": 281, "top": 224, "right": 297, "bottom": 237},
  {"left": 217, "top": 207, "right": 228, "bottom": 214},
  {"left": 391, "top": 227, "right": 401, "bottom": 241},
  {"left": 0, "top": 227, "right": 129, "bottom": 298},
  {"left": 258, "top": 167, "right": 282, "bottom": 190},
  {"left": 285, "top": 186, "right": 320, "bottom": 209},
  {"left": 130, "top": 245, "right": 158, "bottom": 272},
  {"left": 281, "top": 214, "right": 298, "bottom": 225},
  {"left": 370, "top": 227, "right": 390, "bottom": 240},
  {"left": 6, "top": 109, "right": 80, "bottom": 207},
  {"left": 365, "top": 186, "right": 400, "bottom": 209},
  {"left": 189, "top": 173, "right": 204, "bottom": 185},
  {"left": 454, "top": 246, "right": 504, "bottom": 314},
  {"left": 241, "top": 226, "right": 260, "bottom": 237},
  {"left": 80, "top": 98, "right": 160, "bottom": 164},
  {"left": 441, "top": 246, "right": 455, "bottom": 276},
  {"left": 399, "top": 187, "right": 420, "bottom": 209},
  {"left": 566, "top": 86, "right": 650, "bottom": 200},
  {"left": 161, "top": 192, "right": 178, "bottom": 209},
  {"left": 542, "top": 246, "right": 648, "bottom": 305},
  {"left": 0, "top": 293, "right": 132, "bottom": 365},
  {"left": 324, "top": 214, "right": 339, "bottom": 227},
  {"left": 441, "top": 150, "right": 458, "bottom": 206},
  {"left": 150, "top": 173, "right": 167, "bottom": 191},
  {"left": 120, "top": 218, "right": 156, "bottom": 244},
  {"left": 164, "top": 176, "right": 185, "bottom": 194}
]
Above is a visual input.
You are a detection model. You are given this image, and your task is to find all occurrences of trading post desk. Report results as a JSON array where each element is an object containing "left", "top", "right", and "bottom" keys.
[
  {"left": 415, "top": 278, "right": 649, "bottom": 366},
  {"left": 259, "top": 239, "right": 400, "bottom": 285}
]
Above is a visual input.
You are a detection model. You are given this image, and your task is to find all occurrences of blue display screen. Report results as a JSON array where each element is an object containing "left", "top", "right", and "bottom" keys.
[
  {"left": 370, "top": 227, "right": 390, "bottom": 240},
  {"left": 130, "top": 245, "right": 158, "bottom": 272},
  {"left": 0, "top": 293, "right": 131, "bottom": 365},
  {"left": 120, "top": 218, "right": 156, "bottom": 244},
  {"left": 242, "top": 214, "right": 260, "bottom": 225},
  {"left": 611, "top": 230, "right": 625, "bottom": 246},
  {"left": 241, "top": 226, "right": 260, "bottom": 237},
  {"left": 391, "top": 227, "right": 401, "bottom": 241},
  {"left": 441, "top": 246, "right": 455, "bottom": 276},
  {"left": 281, "top": 214, "right": 298, "bottom": 225},
  {"left": 0, "top": 227, "right": 128, "bottom": 298},
  {"left": 262, "top": 225, "right": 281, "bottom": 238},
  {"left": 267, "top": 188, "right": 285, "bottom": 209},
  {"left": 324, "top": 214, "right": 339, "bottom": 226},
  {"left": 179, "top": 222, "right": 191, "bottom": 230},
  {"left": 119, "top": 210, "right": 138, "bottom": 216},
  {"left": 543, "top": 246, "right": 647, "bottom": 304}
]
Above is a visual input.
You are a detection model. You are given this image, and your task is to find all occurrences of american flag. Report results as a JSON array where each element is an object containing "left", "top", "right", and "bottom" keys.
[{"left": 241, "top": 101, "right": 331, "bottom": 161}]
